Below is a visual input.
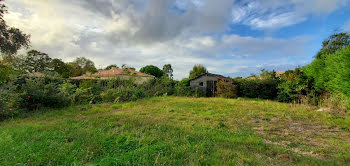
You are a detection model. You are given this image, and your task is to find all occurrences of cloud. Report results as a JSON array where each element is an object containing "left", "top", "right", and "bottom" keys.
[
  {"left": 2, "top": 0, "right": 332, "bottom": 79},
  {"left": 231, "top": 0, "right": 349, "bottom": 30}
]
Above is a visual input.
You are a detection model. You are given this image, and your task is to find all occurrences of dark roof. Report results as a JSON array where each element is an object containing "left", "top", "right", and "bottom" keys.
[{"left": 189, "top": 73, "right": 231, "bottom": 82}]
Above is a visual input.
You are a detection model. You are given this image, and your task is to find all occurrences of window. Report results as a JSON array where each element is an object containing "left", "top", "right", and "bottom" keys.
[{"left": 199, "top": 82, "right": 203, "bottom": 86}]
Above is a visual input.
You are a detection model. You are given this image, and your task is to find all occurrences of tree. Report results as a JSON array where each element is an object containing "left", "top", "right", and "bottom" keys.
[
  {"left": 316, "top": 32, "right": 350, "bottom": 59},
  {"left": 50, "top": 58, "right": 71, "bottom": 78},
  {"left": 0, "top": 0, "right": 30, "bottom": 58},
  {"left": 24, "top": 50, "right": 52, "bottom": 73},
  {"left": 305, "top": 32, "right": 350, "bottom": 91},
  {"left": 189, "top": 64, "right": 207, "bottom": 79},
  {"left": 140, "top": 65, "right": 164, "bottom": 78},
  {"left": 163, "top": 64, "right": 173, "bottom": 79},
  {"left": 105, "top": 64, "right": 118, "bottom": 70},
  {"left": 73, "top": 57, "right": 97, "bottom": 73}
]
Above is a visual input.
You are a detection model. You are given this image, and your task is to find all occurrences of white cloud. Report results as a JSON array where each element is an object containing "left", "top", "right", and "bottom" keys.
[
  {"left": 231, "top": 0, "right": 349, "bottom": 30},
  {"left": 3, "top": 0, "right": 325, "bottom": 79}
]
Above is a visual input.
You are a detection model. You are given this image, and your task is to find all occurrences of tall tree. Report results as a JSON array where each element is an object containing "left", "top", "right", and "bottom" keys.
[
  {"left": 163, "top": 64, "right": 173, "bottom": 79},
  {"left": 316, "top": 32, "right": 350, "bottom": 59},
  {"left": 24, "top": 50, "right": 52, "bottom": 73},
  {"left": 66, "top": 57, "right": 97, "bottom": 77},
  {"left": 140, "top": 65, "right": 164, "bottom": 78},
  {"left": 50, "top": 58, "right": 71, "bottom": 78},
  {"left": 189, "top": 64, "right": 207, "bottom": 79},
  {"left": 305, "top": 32, "right": 350, "bottom": 90},
  {"left": 0, "top": 0, "right": 30, "bottom": 59},
  {"left": 74, "top": 57, "right": 97, "bottom": 73}
]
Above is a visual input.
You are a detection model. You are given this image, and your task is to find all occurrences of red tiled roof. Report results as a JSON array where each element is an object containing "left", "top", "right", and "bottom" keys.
[{"left": 70, "top": 67, "right": 154, "bottom": 80}]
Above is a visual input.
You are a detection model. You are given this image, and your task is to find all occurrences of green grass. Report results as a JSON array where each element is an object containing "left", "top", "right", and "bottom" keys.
[{"left": 0, "top": 97, "right": 349, "bottom": 165}]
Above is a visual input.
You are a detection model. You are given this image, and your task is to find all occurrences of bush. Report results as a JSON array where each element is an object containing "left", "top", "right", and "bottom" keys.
[
  {"left": 113, "top": 87, "right": 145, "bottom": 103},
  {"left": 0, "top": 83, "right": 21, "bottom": 120},
  {"left": 174, "top": 78, "right": 192, "bottom": 96},
  {"left": 18, "top": 77, "right": 69, "bottom": 111},
  {"left": 320, "top": 92, "right": 350, "bottom": 111},
  {"left": 0, "top": 64, "right": 17, "bottom": 84},
  {"left": 59, "top": 81, "right": 77, "bottom": 104},
  {"left": 277, "top": 68, "right": 314, "bottom": 103},
  {"left": 234, "top": 78, "right": 278, "bottom": 99},
  {"left": 141, "top": 78, "right": 176, "bottom": 97},
  {"left": 217, "top": 80, "right": 237, "bottom": 98}
]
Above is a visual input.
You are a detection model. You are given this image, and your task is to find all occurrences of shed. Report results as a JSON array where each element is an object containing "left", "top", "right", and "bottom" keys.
[{"left": 189, "top": 73, "right": 231, "bottom": 97}]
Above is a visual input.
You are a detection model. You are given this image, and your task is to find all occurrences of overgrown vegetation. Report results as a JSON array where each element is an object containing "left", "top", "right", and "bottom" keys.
[{"left": 0, "top": 97, "right": 349, "bottom": 165}]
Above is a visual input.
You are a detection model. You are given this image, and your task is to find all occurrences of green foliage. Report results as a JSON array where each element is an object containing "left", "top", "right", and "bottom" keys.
[
  {"left": 0, "top": 1, "right": 30, "bottom": 56},
  {"left": 67, "top": 57, "right": 97, "bottom": 77},
  {"left": 0, "top": 63, "right": 17, "bottom": 83},
  {"left": 50, "top": 58, "right": 71, "bottom": 78},
  {"left": 235, "top": 78, "right": 278, "bottom": 99},
  {"left": 189, "top": 64, "right": 207, "bottom": 79},
  {"left": 174, "top": 78, "right": 192, "bottom": 96},
  {"left": 277, "top": 68, "right": 314, "bottom": 103},
  {"left": 0, "top": 76, "right": 69, "bottom": 118},
  {"left": 23, "top": 50, "right": 52, "bottom": 73},
  {"left": 0, "top": 82, "right": 20, "bottom": 120},
  {"left": 315, "top": 32, "right": 350, "bottom": 59},
  {"left": 323, "top": 46, "right": 350, "bottom": 97},
  {"left": 113, "top": 88, "right": 145, "bottom": 103},
  {"left": 216, "top": 80, "right": 237, "bottom": 98},
  {"left": 104, "top": 64, "right": 118, "bottom": 70},
  {"left": 121, "top": 64, "right": 135, "bottom": 70},
  {"left": 234, "top": 70, "right": 279, "bottom": 100},
  {"left": 18, "top": 77, "right": 69, "bottom": 111},
  {"left": 140, "top": 65, "right": 164, "bottom": 78},
  {"left": 303, "top": 35, "right": 350, "bottom": 109},
  {"left": 162, "top": 64, "right": 173, "bottom": 79},
  {"left": 140, "top": 77, "right": 176, "bottom": 96}
]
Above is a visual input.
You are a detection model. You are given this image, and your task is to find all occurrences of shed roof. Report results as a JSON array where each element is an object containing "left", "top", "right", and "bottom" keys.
[{"left": 190, "top": 73, "right": 231, "bottom": 82}]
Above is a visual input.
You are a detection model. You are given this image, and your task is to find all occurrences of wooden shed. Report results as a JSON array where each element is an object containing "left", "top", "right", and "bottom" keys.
[{"left": 189, "top": 73, "right": 231, "bottom": 97}]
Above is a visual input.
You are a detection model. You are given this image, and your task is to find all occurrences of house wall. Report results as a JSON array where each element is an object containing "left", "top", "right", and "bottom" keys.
[{"left": 190, "top": 75, "right": 219, "bottom": 93}]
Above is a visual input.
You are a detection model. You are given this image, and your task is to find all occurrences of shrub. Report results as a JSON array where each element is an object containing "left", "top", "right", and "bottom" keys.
[
  {"left": 18, "top": 77, "right": 69, "bottom": 111},
  {"left": 174, "top": 78, "right": 192, "bottom": 96},
  {"left": 141, "top": 78, "right": 176, "bottom": 97},
  {"left": 234, "top": 78, "right": 278, "bottom": 99},
  {"left": 0, "top": 83, "right": 21, "bottom": 120},
  {"left": 73, "top": 87, "right": 95, "bottom": 105},
  {"left": 277, "top": 68, "right": 313, "bottom": 103},
  {"left": 59, "top": 81, "right": 77, "bottom": 104},
  {"left": 217, "top": 80, "right": 237, "bottom": 98},
  {"left": 0, "top": 64, "right": 17, "bottom": 84},
  {"left": 114, "top": 87, "right": 145, "bottom": 103}
]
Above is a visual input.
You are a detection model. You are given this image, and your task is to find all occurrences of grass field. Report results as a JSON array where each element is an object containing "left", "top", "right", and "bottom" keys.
[{"left": 0, "top": 97, "right": 349, "bottom": 165}]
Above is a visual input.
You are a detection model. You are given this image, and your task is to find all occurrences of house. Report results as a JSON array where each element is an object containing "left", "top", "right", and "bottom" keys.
[
  {"left": 70, "top": 67, "right": 154, "bottom": 84},
  {"left": 189, "top": 73, "right": 232, "bottom": 97}
]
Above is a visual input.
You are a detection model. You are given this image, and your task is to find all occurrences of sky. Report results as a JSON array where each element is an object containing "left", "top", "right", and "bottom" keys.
[{"left": 3, "top": 0, "right": 350, "bottom": 79}]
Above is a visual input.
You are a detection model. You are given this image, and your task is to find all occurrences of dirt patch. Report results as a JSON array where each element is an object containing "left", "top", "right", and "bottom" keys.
[{"left": 252, "top": 116, "right": 350, "bottom": 158}]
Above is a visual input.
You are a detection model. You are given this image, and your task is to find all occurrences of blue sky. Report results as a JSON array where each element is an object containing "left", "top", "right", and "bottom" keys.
[{"left": 4, "top": 0, "right": 350, "bottom": 79}]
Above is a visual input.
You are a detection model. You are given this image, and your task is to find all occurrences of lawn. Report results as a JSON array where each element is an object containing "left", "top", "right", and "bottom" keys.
[{"left": 0, "top": 97, "right": 349, "bottom": 165}]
